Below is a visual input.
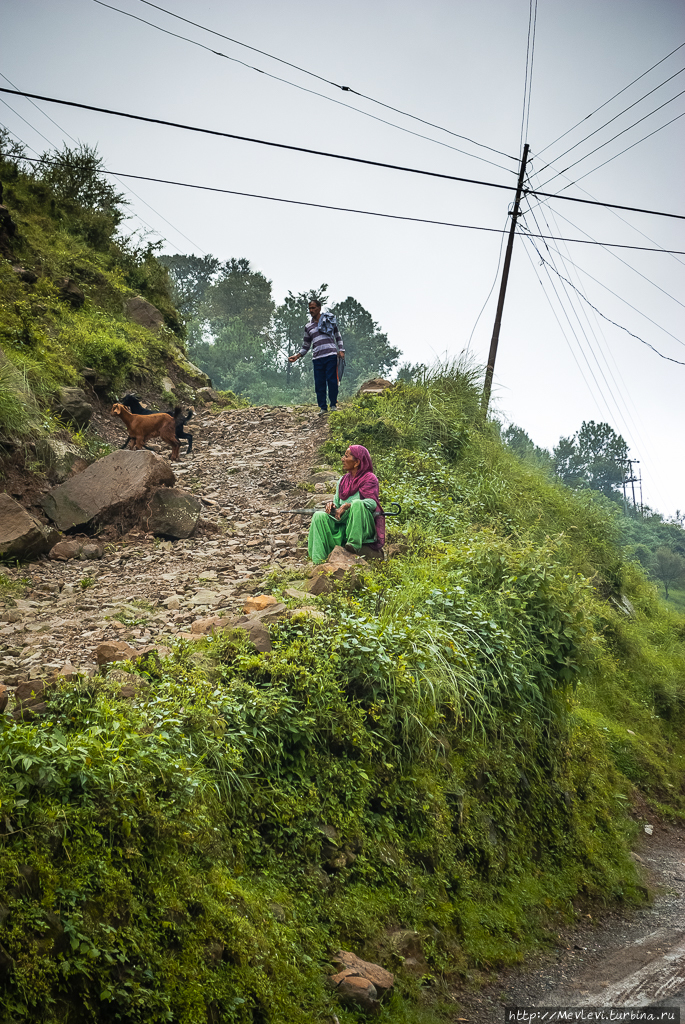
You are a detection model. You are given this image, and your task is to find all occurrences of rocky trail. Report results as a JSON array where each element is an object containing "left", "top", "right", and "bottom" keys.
[{"left": 0, "top": 403, "right": 335, "bottom": 702}]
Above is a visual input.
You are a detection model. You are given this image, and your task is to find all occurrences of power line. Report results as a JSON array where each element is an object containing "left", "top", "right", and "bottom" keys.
[
  {"left": 3, "top": 86, "right": 684, "bottom": 224},
  {"left": 521, "top": 233, "right": 608, "bottom": 413},
  {"left": 536, "top": 86, "right": 685, "bottom": 190},
  {"left": 92, "top": 0, "right": 514, "bottom": 174},
  {"left": 519, "top": 0, "right": 538, "bottom": 152},
  {"left": 537, "top": 65, "right": 685, "bottom": 173},
  {"left": 536, "top": 40, "right": 685, "bottom": 157},
  {"left": 553, "top": 109, "right": 685, "bottom": 192},
  {"left": 0, "top": 72, "right": 206, "bottom": 255},
  {"left": 465, "top": 214, "right": 510, "bottom": 354},
  {"left": 531, "top": 251, "right": 685, "bottom": 365},
  {"left": 523, "top": 234, "right": 685, "bottom": 347},
  {"left": 523, "top": 201, "right": 633, "bottom": 432},
  {"left": 30, "top": 162, "right": 683, "bottom": 254},
  {"left": 529, "top": 202, "right": 685, "bottom": 310},
  {"left": 526, "top": 152, "right": 685, "bottom": 267},
  {"left": 130, "top": 0, "right": 516, "bottom": 163},
  {"left": 525, "top": 192, "right": 655, "bottom": 464}
]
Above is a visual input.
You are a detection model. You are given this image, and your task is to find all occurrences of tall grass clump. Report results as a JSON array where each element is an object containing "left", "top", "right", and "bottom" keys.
[{"left": 0, "top": 354, "right": 40, "bottom": 439}]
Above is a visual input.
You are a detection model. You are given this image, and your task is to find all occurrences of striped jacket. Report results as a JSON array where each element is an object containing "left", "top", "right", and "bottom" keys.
[{"left": 298, "top": 314, "right": 344, "bottom": 360}]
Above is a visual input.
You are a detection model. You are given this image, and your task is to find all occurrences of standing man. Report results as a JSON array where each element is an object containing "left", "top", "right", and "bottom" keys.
[{"left": 289, "top": 299, "right": 345, "bottom": 415}]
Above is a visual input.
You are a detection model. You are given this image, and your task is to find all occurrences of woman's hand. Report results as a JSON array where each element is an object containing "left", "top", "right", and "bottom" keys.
[
  {"left": 336, "top": 502, "right": 351, "bottom": 519},
  {"left": 325, "top": 501, "right": 334, "bottom": 514}
]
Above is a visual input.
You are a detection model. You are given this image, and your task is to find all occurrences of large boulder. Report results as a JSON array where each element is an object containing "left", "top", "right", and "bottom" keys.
[
  {"left": 143, "top": 487, "right": 201, "bottom": 538},
  {"left": 37, "top": 437, "right": 92, "bottom": 482},
  {"left": 0, "top": 494, "right": 58, "bottom": 560},
  {"left": 54, "top": 387, "right": 92, "bottom": 429},
  {"left": 125, "top": 295, "right": 164, "bottom": 333},
  {"left": 57, "top": 278, "right": 85, "bottom": 308},
  {"left": 41, "top": 450, "right": 175, "bottom": 532}
]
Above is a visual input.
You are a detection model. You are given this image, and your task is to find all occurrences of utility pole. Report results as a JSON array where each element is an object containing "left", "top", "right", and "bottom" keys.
[
  {"left": 481, "top": 143, "right": 530, "bottom": 414},
  {"left": 624, "top": 458, "right": 640, "bottom": 515}
]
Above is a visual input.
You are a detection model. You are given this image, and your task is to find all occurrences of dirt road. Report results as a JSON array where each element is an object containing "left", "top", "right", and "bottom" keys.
[{"left": 456, "top": 821, "right": 685, "bottom": 1021}]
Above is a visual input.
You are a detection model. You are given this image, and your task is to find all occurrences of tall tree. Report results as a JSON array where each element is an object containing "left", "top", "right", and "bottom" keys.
[
  {"left": 502, "top": 424, "right": 553, "bottom": 471},
  {"left": 653, "top": 546, "right": 685, "bottom": 599},
  {"left": 329, "top": 297, "right": 400, "bottom": 384},
  {"left": 158, "top": 254, "right": 219, "bottom": 317},
  {"left": 553, "top": 421, "right": 628, "bottom": 497},
  {"left": 204, "top": 257, "right": 274, "bottom": 338}
]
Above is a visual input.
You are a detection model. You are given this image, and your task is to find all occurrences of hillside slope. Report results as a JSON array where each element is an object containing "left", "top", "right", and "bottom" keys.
[
  {"left": 1, "top": 362, "right": 684, "bottom": 1023},
  {"left": 0, "top": 140, "right": 210, "bottom": 483}
]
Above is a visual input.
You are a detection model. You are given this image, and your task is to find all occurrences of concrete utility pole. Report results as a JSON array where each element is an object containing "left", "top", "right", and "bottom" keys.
[{"left": 481, "top": 143, "right": 530, "bottom": 414}]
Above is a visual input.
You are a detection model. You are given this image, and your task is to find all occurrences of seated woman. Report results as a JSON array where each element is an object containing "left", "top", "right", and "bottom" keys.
[{"left": 308, "top": 444, "right": 385, "bottom": 564}]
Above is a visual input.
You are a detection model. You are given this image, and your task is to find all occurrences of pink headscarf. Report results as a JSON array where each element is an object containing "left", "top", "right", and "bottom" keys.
[{"left": 339, "top": 444, "right": 385, "bottom": 549}]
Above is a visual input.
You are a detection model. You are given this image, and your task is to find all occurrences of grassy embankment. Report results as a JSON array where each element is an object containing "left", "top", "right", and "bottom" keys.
[
  {"left": 0, "top": 143, "right": 207, "bottom": 453},
  {"left": 1, "top": 365, "right": 684, "bottom": 1023}
]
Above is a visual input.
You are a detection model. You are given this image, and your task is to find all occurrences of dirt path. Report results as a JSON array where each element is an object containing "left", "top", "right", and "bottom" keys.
[
  {"left": 454, "top": 821, "right": 685, "bottom": 1021},
  {"left": 0, "top": 404, "right": 332, "bottom": 689}
]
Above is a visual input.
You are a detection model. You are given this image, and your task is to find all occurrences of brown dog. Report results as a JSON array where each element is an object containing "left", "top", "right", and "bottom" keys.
[{"left": 110, "top": 403, "right": 180, "bottom": 461}]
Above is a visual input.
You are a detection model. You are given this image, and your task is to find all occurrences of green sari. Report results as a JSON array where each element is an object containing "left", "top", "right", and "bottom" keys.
[{"left": 307, "top": 483, "right": 377, "bottom": 564}]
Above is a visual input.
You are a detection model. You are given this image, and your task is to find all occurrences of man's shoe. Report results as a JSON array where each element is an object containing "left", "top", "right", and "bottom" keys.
[
  {"left": 318, "top": 408, "right": 328, "bottom": 416},
  {"left": 344, "top": 543, "right": 361, "bottom": 555},
  {"left": 329, "top": 405, "right": 338, "bottom": 411}
]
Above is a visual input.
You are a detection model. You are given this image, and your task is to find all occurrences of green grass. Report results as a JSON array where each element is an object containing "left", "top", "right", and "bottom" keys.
[{"left": 1, "top": 366, "right": 684, "bottom": 1023}]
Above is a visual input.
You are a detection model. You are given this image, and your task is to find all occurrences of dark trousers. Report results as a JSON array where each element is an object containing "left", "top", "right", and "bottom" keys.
[{"left": 312, "top": 355, "right": 338, "bottom": 411}]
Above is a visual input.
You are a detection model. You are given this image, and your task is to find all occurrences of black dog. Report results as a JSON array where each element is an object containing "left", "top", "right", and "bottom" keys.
[{"left": 119, "top": 393, "right": 194, "bottom": 453}]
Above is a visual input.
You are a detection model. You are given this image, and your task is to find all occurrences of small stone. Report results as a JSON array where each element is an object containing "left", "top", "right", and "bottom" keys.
[
  {"left": 0, "top": 685, "right": 8, "bottom": 713},
  {"left": 165, "top": 596, "right": 181, "bottom": 610},
  {"left": 286, "top": 607, "right": 325, "bottom": 621},
  {"left": 190, "top": 616, "right": 223, "bottom": 635},
  {"left": 329, "top": 972, "right": 380, "bottom": 1013},
  {"left": 243, "top": 594, "right": 278, "bottom": 614}
]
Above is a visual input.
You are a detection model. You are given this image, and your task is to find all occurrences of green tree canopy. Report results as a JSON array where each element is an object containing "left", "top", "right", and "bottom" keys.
[
  {"left": 158, "top": 254, "right": 219, "bottom": 317},
  {"left": 653, "top": 546, "right": 685, "bottom": 599},
  {"left": 501, "top": 424, "right": 553, "bottom": 472},
  {"left": 553, "top": 420, "right": 628, "bottom": 497},
  {"left": 330, "top": 296, "right": 400, "bottom": 384},
  {"left": 203, "top": 257, "right": 274, "bottom": 338}
]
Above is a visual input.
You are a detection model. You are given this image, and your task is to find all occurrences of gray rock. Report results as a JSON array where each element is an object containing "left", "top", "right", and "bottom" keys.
[
  {"left": 41, "top": 450, "right": 175, "bottom": 531},
  {"left": 0, "top": 494, "right": 58, "bottom": 560},
  {"left": 54, "top": 387, "right": 92, "bottom": 429},
  {"left": 144, "top": 488, "right": 201, "bottom": 538},
  {"left": 57, "top": 278, "right": 84, "bottom": 307},
  {"left": 195, "top": 387, "right": 221, "bottom": 404},
  {"left": 80, "top": 367, "right": 112, "bottom": 391},
  {"left": 125, "top": 295, "right": 164, "bottom": 332},
  {"left": 37, "top": 437, "right": 92, "bottom": 482}
]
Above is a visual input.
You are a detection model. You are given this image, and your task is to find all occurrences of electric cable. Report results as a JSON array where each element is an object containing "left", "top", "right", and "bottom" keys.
[
  {"left": 3, "top": 85, "right": 683, "bottom": 223},
  {"left": 536, "top": 65, "right": 685, "bottom": 173},
  {"left": 92, "top": 0, "right": 514, "bottom": 174},
  {"left": 536, "top": 40, "right": 685, "bottom": 157},
  {"left": 527, "top": 201, "right": 685, "bottom": 310},
  {"left": 128, "top": 0, "right": 516, "bottom": 162},
  {"left": 521, "top": 230, "right": 685, "bottom": 346},
  {"left": 519, "top": 0, "right": 538, "bottom": 152},
  {"left": 20, "top": 161, "right": 681, "bottom": 254},
  {"left": 530, "top": 249, "right": 685, "bottom": 365},
  {"left": 521, "top": 233, "right": 607, "bottom": 412},
  {"left": 0, "top": 72, "right": 206, "bottom": 255},
  {"left": 525, "top": 152, "right": 685, "bottom": 267},
  {"left": 552, "top": 109, "right": 685, "bottom": 192},
  {"left": 536, "top": 87, "right": 685, "bottom": 190},
  {"left": 522, "top": 201, "right": 635, "bottom": 433},
  {"left": 464, "top": 214, "right": 510, "bottom": 354},
  {"left": 524, "top": 191, "right": 655, "bottom": 464}
]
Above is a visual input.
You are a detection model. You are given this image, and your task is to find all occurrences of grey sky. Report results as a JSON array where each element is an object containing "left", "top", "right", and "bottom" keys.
[{"left": 3, "top": 0, "right": 684, "bottom": 514}]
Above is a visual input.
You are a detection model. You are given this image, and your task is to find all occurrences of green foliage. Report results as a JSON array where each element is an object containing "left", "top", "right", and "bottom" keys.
[
  {"left": 330, "top": 295, "right": 401, "bottom": 386},
  {"left": 0, "top": 354, "right": 39, "bottom": 439},
  {"left": 2, "top": 365, "right": 684, "bottom": 1022},
  {"left": 553, "top": 420, "right": 629, "bottom": 498}
]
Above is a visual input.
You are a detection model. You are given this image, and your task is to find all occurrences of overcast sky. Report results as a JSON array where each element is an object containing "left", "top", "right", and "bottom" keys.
[{"left": 3, "top": 0, "right": 684, "bottom": 515}]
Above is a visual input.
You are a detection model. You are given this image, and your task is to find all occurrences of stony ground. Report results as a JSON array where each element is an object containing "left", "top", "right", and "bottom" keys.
[{"left": 0, "top": 403, "right": 336, "bottom": 692}]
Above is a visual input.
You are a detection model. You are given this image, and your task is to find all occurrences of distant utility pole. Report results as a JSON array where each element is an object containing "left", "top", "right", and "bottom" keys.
[
  {"left": 481, "top": 143, "right": 530, "bottom": 415},
  {"left": 623, "top": 458, "right": 641, "bottom": 515}
]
